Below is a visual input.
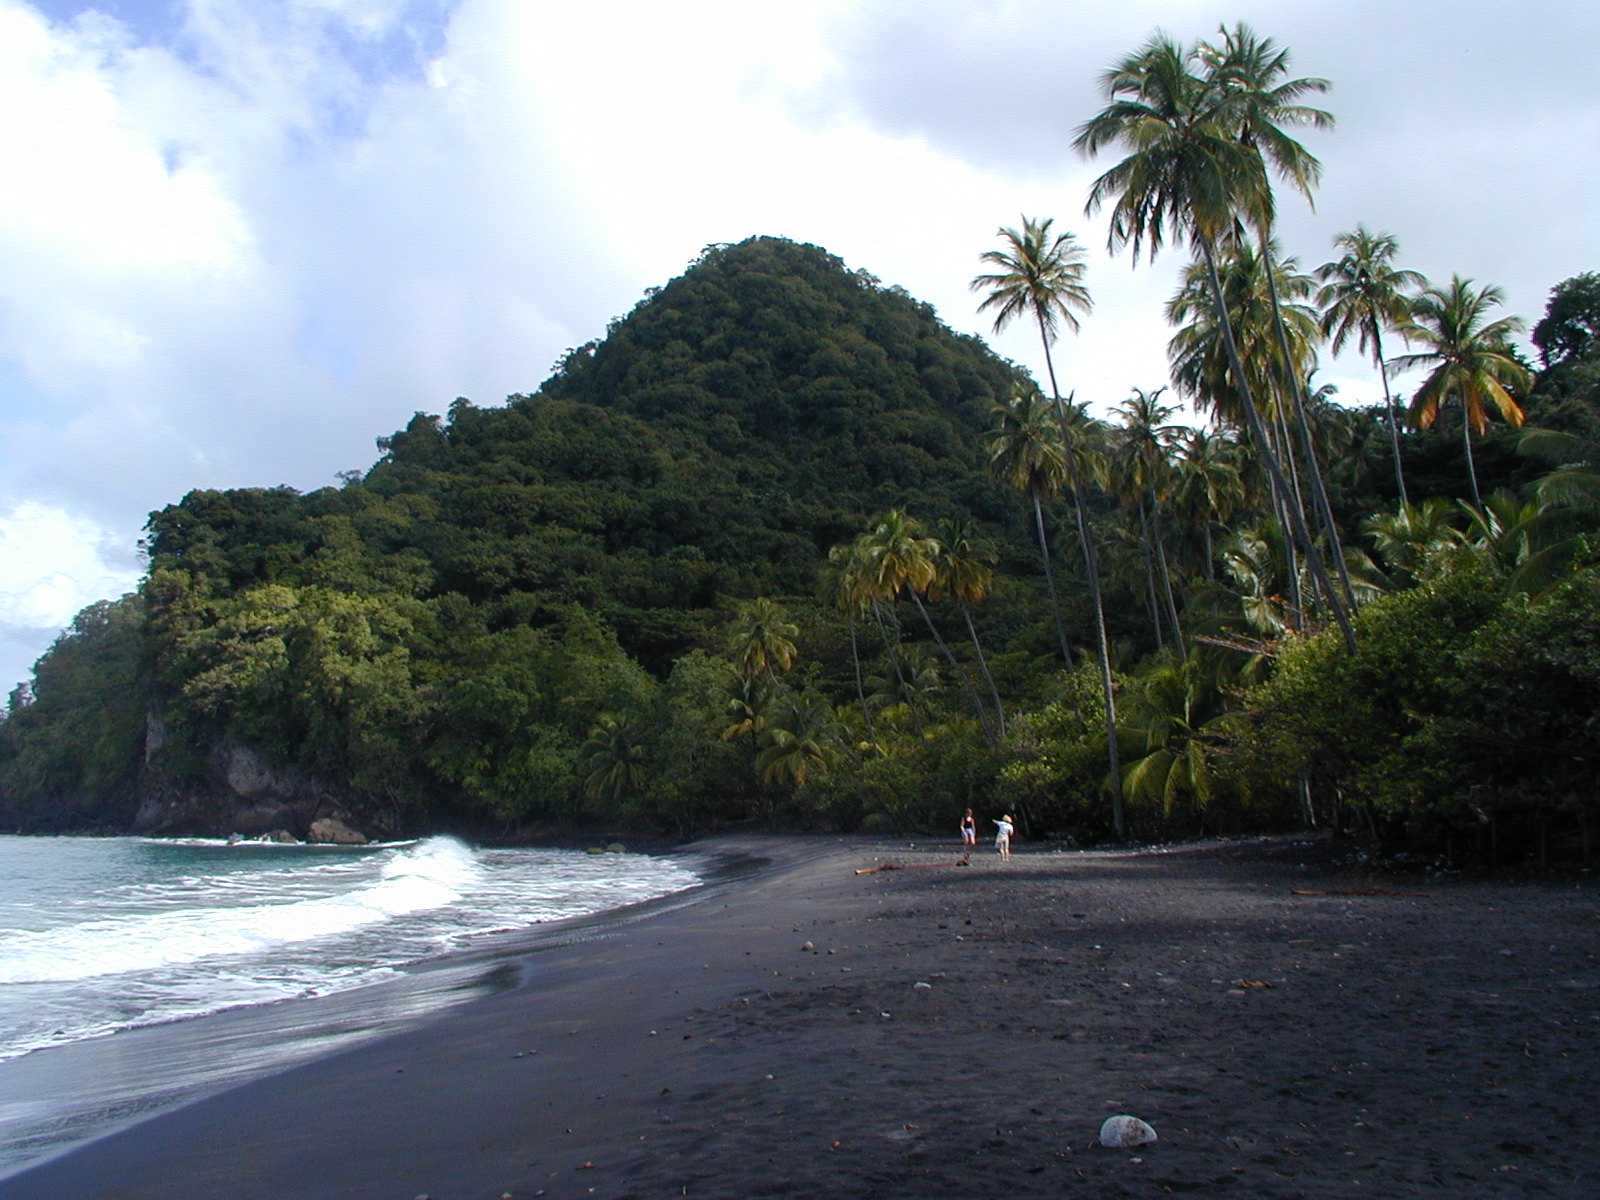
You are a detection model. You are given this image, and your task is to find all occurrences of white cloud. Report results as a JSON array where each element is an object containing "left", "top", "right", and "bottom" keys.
[{"left": 0, "top": 499, "right": 141, "bottom": 689}]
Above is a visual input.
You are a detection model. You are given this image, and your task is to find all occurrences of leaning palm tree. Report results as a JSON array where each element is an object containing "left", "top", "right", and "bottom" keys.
[
  {"left": 1075, "top": 28, "right": 1356, "bottom": 651},
  {"left": 860, "top": 509, "right": 996, "bottom": 744},
  {"left": 931, "top": 516, "right": 1006, "bottom": 737},
  {"left": 972, "top": 218, "right": 1122, "bottom": 831},
  {"left": 1316, "top": 227, "right": 1427, "bottom": 505},
  {"left": 987, "top": 383, "right": 1074, "bottom": 667},
  {"left": 1390, "top": 275, "right": 1534, "bottom": 509},
  {"left": 1203, "top": 22, "right": 1358, "bottom": 621}
]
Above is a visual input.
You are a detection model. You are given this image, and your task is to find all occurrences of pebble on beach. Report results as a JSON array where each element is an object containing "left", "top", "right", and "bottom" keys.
[{"left": 1099, "top": 1114, "right": 1158, "bottom": 1148}]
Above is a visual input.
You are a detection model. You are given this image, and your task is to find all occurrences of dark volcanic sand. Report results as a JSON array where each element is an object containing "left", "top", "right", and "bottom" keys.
[{"left": 2, "top": 834, "right": 1596, "bottom": 1200}]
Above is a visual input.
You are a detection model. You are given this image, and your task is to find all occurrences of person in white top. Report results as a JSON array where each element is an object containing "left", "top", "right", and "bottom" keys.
[{"left": 993, "top": 814, "right": 1014, "bottom": 860}]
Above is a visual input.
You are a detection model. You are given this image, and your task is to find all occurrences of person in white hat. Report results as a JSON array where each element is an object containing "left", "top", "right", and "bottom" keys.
[{"left": 993, "top": 814, "right": 1014, "bottom": 861}]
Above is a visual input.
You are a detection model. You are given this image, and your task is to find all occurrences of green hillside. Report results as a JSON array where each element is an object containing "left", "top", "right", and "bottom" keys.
[{"left": 0, "top": 237, "right": 1049, "bottom": 835}]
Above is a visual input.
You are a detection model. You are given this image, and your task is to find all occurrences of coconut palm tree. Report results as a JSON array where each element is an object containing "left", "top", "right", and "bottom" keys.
[
  {"left": 580, "top": 712, "right": 650, "bottom": 804},
  {"left": 987, "top": 383, "right": 1074, "bottom": 667},
  {"left": 1110, "top": 387, "right": 1188, "bottom": 656},
  {"left": 825, "top": 541, "right": 876, "bottom": 742},
  {"left": 755, "top": 688, "right": 842, "bottom": 787},
  {"left": 971, "top": 217, "right": 1093, "bottom": 381},
  {"left": 1119, "top": 655, "right": 1237, "bottom": 824},
  {"left": 1172, "top": 426, "right": 1246, "bottom": 580},
  {"left": 726, "top": 596, "right": 798, "bottom": 682},
  {"left": 1075, "top": 29, "right": 1356, "bottom": 651},
  {"left": 1203, "top": 22, "right": 1359, "bottom": 620},
  {"left": 1390, "top": 275, "right": 1534, "bottom": 509},
  {"left": 1520, "top": 426, "right": 1600, "bottom": 514},
  {"left": 836, "top": 529, "right": 926, "bottom": 740},
  {"left": 1167, "top": 241, "right": 1320, "bottom": 446},
  {"left": 860, "top": 509, "right": 996, "bottom": 744},
  {"left": 972, "top": 220, "right": 1123, "bottom": 831},
  {"left": 1316, "top": 227, "right": 1427, "bottom": 505},
  {"left": 931, "top": 516, "right": 1006, "bottom": 737}
]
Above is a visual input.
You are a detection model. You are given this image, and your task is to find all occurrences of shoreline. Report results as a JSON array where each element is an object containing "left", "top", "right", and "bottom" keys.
[
  {"left": 2, "top": 833, "right": 1596, "bottom": 1199},
  {"left": 0, "top": 836, "right": 763, "bottom": 1182}
]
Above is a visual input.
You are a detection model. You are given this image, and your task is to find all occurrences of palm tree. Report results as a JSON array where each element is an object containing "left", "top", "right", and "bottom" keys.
[
  {"left": 972, "top": 219, "right": 1123, "bottom": 832},
  {"left": 987, "top": 383, "right": 1074, "bottom": 667},
  {"left": 580, "top": 713, "right": 650, "bottom": 804},
  {"left": 755, "top": 688, "right": 842, "bottom": 787},
  {"left": 1390, "top": 275, "right": 1534, "bottom": 509},
  {"left": 971, "top": 216, "right": 1093, "bottom": 396},
  {"left": 1167, "top": 240, "right": 1366, "bottom": 623},
  {"left": 1111, "top": 387, "right": 1187, "bottom": 656},
  {"left": 1119, "top": 656, "right": 1236, "bottom": 824},
  {"left": 825, "top": 541, "right": 876, "bottom": 742},
  {"left": 726, "top": 597, "right": 798, "bottom": 682},
  {"left": 1203, "top": 22, "right": 1358, "bottom": 621},
  {"left": 931, "top": 517, "right": 1006, "bottom": 737},
  {"left": 860, "top": 509, "right": 995, "bottom": 743},
  {"left": 1172, "top": 426, "right": 1246, "bottom": 580},
  {"left": 1520, "top": 426, "right": 1600, "bottom": 514},
  {"left": 1362, "top": 498, "right": 1464, "bottom": 589},
  {"left": 837, "top": 529, "right": 926, "bottom": 740},
  {"left": 1316, "top": 227, "right": 1427, "bottom": 506},
  {"left": 1075, "top": 28, "right": 1356, "bottom": 651},
  {"left": 1167, "top": 241, "right": 1320, "bottom": 443}
]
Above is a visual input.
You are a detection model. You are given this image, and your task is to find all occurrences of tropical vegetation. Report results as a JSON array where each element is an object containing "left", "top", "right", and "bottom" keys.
[{"left": 3, "top": 29, "right": 1597, "bottom": 867}]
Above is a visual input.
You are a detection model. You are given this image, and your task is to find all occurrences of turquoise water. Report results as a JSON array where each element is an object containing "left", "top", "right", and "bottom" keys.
[{"left": 0, "top": 834, "right": 702, "bottom": 1175}]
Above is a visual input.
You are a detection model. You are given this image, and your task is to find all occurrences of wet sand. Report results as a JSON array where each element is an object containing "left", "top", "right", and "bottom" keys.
[{"left": 1, "top": 833, "right": 1595, "bottom": 1199}]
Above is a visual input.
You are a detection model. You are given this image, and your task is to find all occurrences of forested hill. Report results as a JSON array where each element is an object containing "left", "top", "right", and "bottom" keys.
[
  {"left": 542, "top": 237, "right": 1015, "bottom": 498},
  {"left": 0, "top": 237, "right": 1034, "bottom": 835}
]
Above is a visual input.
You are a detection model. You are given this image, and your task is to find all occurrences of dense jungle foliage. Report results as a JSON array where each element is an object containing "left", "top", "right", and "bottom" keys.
[{"left": 5, "top": 27, "right": 1600, "bottom": 865}]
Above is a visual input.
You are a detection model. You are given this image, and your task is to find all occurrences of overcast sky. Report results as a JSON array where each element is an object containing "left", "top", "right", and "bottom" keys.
[{"left": 1, "top": 0, "right": 1596, "bottom": 695}]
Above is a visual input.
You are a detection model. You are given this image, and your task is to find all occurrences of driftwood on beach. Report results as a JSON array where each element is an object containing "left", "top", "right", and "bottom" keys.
[{"left": 853, "top": 859, "right": 971, "bottom": 875}]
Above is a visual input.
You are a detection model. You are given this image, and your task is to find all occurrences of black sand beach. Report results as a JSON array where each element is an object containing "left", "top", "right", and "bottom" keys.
[{"left": 1, "top": 834, "right": 1595, "bottom": 1200}]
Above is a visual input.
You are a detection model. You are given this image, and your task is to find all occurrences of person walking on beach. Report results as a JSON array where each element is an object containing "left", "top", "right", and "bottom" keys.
[
  {"left": 993, "top": 814, "right": 1014, "bottom": 861},
  {"left": 960, "top": 809, "right": 977, "bottom": 861}
]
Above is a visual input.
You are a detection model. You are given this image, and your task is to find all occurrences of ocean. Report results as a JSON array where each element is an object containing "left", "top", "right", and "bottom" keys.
[{"left": 0, "top": 833, "right": 705, "bottom": 1178}]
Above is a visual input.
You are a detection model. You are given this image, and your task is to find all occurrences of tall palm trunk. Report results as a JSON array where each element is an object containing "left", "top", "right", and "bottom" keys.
[
  {"left": 1135, "top": 495, "right": 1166, "bottom": 651},
  {"left": 1262, "top": 251, "right": 1359, "bottom": 618},
  {"left": 908, "top": 587, "right": 997, "bottom": 746},
  {"left": 1460, "top": 405, "right": 1484, "bottom": 509},
  {"left": 846, "top": 612, "right": 875, "bottom": 745},
  {"left": 1040, "top": 343, "right": 1123, "bottom": 837},
  {"left": 1147, "top": 491, "right": 1186, "bottom": 658},
  {"left": 1200, "top": 237, "right": 1356, "bottom": 652},
  {"left": 1030, "top": 491, "right": 1074, "bottom": 666},
  {"left": 957, "top": 597, "right": 1006, "bottom": 738},
  {"left": 1369, "top": 320, "right": 1409, "bottom": 506},
  {"left": 871, "top": 599, "right": 926, "bottom": 740}
]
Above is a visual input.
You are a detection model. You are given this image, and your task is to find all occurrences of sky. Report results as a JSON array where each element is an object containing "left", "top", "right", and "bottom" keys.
[{"left": 0, "top": 0, "right": 1596, "bottom": 695}]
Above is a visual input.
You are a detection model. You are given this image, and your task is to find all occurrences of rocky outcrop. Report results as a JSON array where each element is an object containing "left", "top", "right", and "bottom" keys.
[
  {"left": 307, "top": 817, "right": 368, "bottom": 845},
  {"left": 135, "top": 719, "right": 384, "bottom": 842}
]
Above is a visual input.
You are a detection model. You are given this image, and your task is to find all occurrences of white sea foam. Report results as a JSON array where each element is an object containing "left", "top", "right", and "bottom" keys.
[
  {"left": 0, "top": 835, "right": 702, "bottom": 1070},
  {"left": 0, "top": 838, "right": 483, "bottom": 985}
]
